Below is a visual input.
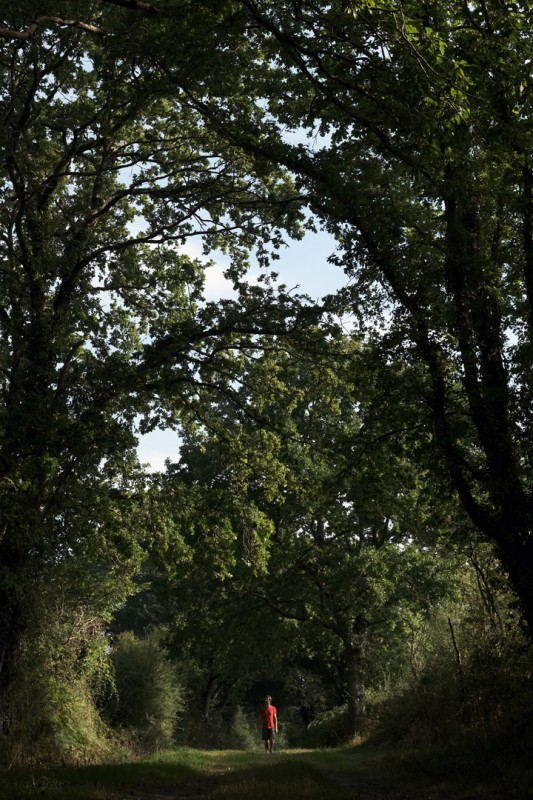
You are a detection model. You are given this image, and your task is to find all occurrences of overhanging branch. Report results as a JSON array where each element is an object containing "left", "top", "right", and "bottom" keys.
[{"left": 0, "top": 17, "right": 104, "bottom": 40}]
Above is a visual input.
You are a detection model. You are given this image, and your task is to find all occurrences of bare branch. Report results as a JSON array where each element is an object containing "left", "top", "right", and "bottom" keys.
[
  {"left": 0, "top": 17, "right": 104, "bottom": 40},
  {"left": 0, "top": 0, "right": 160, "bottom": 41}
]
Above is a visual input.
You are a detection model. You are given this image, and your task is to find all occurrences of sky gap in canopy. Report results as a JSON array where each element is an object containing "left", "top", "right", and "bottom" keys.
[{"left": 137, "top": 227, "right": 345, "bottom": 472}]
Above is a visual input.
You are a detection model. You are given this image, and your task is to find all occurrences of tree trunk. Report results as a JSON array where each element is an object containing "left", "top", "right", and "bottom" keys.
[
  {"left": 492, "top": 531, "right": 533, "bottom": 634},
  {"left": 343, "top": 642, "right": 366, "bottom": 742},
  {"left": 447, "top": 617, "right": 466, "bottom": 712},
  {"left": 0, "top": 591, "right": 24, "bottom": 704},
  {"left": 0, "top": 534, "right": 29, "bottom": 712}
]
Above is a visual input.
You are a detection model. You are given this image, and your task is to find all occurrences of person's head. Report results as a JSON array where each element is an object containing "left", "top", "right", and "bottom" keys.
[{"left": 264, "top": 695, "right": 272, "bottom": 706}]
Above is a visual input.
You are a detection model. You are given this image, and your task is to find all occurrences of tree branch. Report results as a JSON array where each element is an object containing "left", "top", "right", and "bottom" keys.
[{"left": 0, "top": 17, "right": 104, "bottom": 40}]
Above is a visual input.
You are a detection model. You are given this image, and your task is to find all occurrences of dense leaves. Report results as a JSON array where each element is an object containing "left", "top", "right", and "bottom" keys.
[
  {"left": 0, "top": 0, "right": 302, "bottom": 712},
  {"left": 1, "top": 0, "right": 533, "bottom": 762},
  {"left": 152, "top": 329, "right": 465, "bottom": 739},
  {"left": 169, "top": 0, "right": 533, "bottom": 631}
]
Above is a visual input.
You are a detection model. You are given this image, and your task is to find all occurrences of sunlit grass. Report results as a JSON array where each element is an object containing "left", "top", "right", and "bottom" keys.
[
  {"left": 0, "top": 747, "right": 211, "bottom": 800},
  {"left": 0, "top": 748, "right": 352, "bottom": 800},
  {"left": 175, "top": 751, "right": 351, "bottom": 799},
  {"left": 2, "top": 744, "right": 532, "bottom": 800}
]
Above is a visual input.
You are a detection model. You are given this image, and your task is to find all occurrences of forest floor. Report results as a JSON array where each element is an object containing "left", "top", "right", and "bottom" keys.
[{"left": 2, "top": 744, "right": 532, "bottom": 800}]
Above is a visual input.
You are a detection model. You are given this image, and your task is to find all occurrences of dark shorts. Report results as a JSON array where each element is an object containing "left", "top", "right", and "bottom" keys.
[{"left": 262, "top": 726, "right": 275, "bottom": 741}]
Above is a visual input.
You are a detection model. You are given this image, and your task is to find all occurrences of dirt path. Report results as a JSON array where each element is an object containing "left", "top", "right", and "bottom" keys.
[
  {"left": 127, "top": 751, "right": 508, "bottom": 800},
  {"left": 135, "top": 779, "right": 216, "bottom": 799},
  {"left": 133, "top": 754, "right": 232, "bottom": 800},
  {"left": 316, "top": 767, "right": 439, "bottom": 799},
  {"left": 132, "top": 765, "right": 435, "bottom": 800},
  {"left": 313, "top": 763, "right": 508, "bottom": 800}
]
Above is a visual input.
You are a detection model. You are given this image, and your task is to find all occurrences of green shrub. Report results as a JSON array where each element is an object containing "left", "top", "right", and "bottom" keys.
[
  {"left": 368, "top": 596, "right": 533, "bottom": 751},
  {"left": 230, "top": 706, "right": 257, "bottom": 750},
  {"left": 0, "top": 608, "right": 119, "bottom": 766},
  {"left": 276, "top": 705, "right": 310, "bottom": 749},
  {"left": 109, "top": 630, "right": 183, "bottom": 750},
  {"left": 305, "top": 706, "right": 351, "bottom": 748}
]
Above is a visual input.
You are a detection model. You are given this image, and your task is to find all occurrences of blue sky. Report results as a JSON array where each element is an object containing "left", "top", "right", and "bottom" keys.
[{"left": 137, "top": 228, "right": 347, "bottom": 471}]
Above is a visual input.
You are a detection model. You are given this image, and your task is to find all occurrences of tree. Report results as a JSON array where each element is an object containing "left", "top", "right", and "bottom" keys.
[
  {"left": 167, "top": 0, "right": 533, "bottom": 633},
  {"left": 161, "top": 329, "right": 463, "bottom": 740},
  {"left": 0, "top": 0, "right": 303, "bottom": 719}
]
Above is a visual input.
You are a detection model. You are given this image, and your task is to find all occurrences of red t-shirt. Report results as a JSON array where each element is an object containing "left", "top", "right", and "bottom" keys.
[{"left": 259, "top": 704, "right": 277, "bottom": 728}]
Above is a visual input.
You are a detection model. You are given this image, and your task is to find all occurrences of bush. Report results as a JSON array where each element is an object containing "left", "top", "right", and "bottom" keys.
[
  {"left": 1, "top": 672, "right": 117, "bottom": 766},
  {"left": 231, "top": 706, "right": 257, "bottom": 750},
  {"left": 109, "top": 630, "right": 183, "bottom": 750},
  {"left": 0, "top": 611, "right": 118, "bottom": 766},
  {"left": 305, "top": 705, "right": 352, "bottom": 748},
  {"left": 368, "top": 598, "right": 533, "bottom": 752},
  {"left": 275, "top": 705, "right": 311, "bottom": 749}
]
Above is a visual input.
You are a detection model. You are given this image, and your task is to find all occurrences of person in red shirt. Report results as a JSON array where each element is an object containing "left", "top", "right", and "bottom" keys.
[{"left": 258, "top": 694, "right": 278, "bottom": 753}]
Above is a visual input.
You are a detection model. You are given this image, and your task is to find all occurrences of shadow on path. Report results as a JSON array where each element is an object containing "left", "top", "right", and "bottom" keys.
[{"left": 133, "top": 753, "right": 351, "bottom": 800}]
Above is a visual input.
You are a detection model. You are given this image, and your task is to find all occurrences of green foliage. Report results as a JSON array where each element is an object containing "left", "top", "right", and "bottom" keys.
[
  {"left": 370, "top": 544, "right": 532, "bottom": 750},
  {"left": 0, "top": 0, "right": 304, "bottom": 759},
  {"left": 162, "top": 327, "right": 466, "bottom": 741},
  {"left": 305, "top": 706, "right": 352, "bottom": 749},
  {"left": 109, "top": 631, "right": 183, "bottom": 750},
  {"left": 179, "top": 0, "right": 533, "bottom": 632},
  {"left": 0, "top": 606, "right": 117, "bottom": 765},
  {"left": 6, "top": 674, "right": 111, "bottom": 765},
  {"left": 230, "top": 707, "right": 257, "bottom": 751},
  {"left": 3, "top": 0, "right": 533, "bottom": 768}
]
